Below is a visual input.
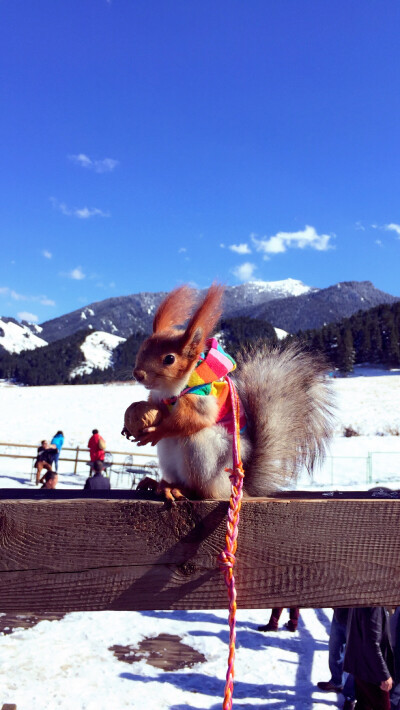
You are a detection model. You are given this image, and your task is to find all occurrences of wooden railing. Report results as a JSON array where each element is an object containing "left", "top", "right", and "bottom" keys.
[
  {"left": 0, "top": 489, "right": 399, "bottom": 612},
  {"left": 0, "top": 441, "right": 157, "bottom": 474}
]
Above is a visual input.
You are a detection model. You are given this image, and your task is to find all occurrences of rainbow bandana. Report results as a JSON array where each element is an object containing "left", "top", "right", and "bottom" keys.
[{"left": 164, "top": 337, "right": 246, "bottom": 434}]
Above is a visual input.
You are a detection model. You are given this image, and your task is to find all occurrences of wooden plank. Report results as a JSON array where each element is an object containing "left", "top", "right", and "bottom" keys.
[{"left": 0, "top": 490, "right": 399, "bottom": 612}]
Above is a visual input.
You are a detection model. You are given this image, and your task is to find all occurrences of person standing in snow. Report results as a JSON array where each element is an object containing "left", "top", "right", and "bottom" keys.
[
  {"left": 87, "top": 429, "right": 106, "bottom": 473},
  {"left": 50, "top": 430, "right": 64, "bottom": 472},
  {"left": 344, "top": 607, "right": 394, "bottom": 710},
  {"left": 317, "top": 608, "right": 355, "bottom": 710},
  {"left": 258, "top": 607, "right": 300, "bottom": 633}
]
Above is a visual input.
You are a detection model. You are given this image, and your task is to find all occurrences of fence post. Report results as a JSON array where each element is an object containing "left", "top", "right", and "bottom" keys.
[
  {"left": 367, "top": 453, "right": 372, "bottom": 485},
  {"left": 74, "top": 446, "right": 80, "bottom": 475}
]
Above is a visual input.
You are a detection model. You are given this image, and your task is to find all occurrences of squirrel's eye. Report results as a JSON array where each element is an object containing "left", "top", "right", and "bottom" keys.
[{"left": 163, "top": 354, "right": 175, "bottom": 365}]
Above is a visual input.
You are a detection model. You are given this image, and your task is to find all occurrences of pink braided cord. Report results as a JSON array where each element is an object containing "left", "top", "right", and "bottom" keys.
[{"left": 218, "top": 376, "right": 245, "bottom": 710}]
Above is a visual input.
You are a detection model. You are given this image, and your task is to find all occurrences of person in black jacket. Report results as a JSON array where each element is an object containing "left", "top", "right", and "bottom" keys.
[
  {"left": 83, "top": 460, "right": 111, "bottom": 491},
  {"left": 35, "top": 440, "right": 58, "bottom": 485},
  {"left": 344, "top": 607, "right": 394, "bottom": 710}
]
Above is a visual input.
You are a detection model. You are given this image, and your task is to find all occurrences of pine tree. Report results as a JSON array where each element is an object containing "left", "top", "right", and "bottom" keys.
[{"left": 337, "top": 328, "right": 355, "bottom": 373}]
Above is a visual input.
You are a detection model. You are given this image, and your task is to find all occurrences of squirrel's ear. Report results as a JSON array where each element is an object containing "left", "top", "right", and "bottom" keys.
[
  {"left": 182, "top": 283, "right": 224, "bottom": 352},
  {"left": 183, "top": 327, "right": 203, "bottom": 359},
  {"left": 153, "top": 285, "right": 196, "bottom": 334}
]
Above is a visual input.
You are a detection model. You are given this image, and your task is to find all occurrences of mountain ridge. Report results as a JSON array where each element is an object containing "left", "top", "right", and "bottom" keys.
[{"left": 1, "top": 279, "right": 399, "bottom": 354}]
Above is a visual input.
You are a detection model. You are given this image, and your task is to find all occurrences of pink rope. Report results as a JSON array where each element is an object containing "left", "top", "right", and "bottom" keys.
[{"left": 218, "top": 376, "right": 245, "bottom": 710}]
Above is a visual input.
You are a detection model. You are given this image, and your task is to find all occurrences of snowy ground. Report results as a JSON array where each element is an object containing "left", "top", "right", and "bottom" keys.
[{"left": 0, "top": 367, "right": 399, "bottom": 709}]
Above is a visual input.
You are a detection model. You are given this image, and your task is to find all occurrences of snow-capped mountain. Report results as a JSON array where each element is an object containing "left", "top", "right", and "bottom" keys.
[
  {"left": 70, "top": 331, "right": 126, "bottom": 378},
  {"left": 222, "top": 278, "right": 316, "bottom": 316},
  {"left": 0, "top": 317, "right": 48, "bottom": 354},
  {"left": 1, "top": 279, "right": 399, "bottom": 354},
  {"left": 36, "top": 279, "right": 316, "bottom": 343},
  {"left": 248, "top": 280, "right": 400, "bottom": 333}
]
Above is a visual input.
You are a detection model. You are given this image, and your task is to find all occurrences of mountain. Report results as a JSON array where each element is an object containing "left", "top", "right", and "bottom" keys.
[
  {"left": 222, "top": 278, "right": 316, "bottom": 316},
  {"left": 247, "top": 281, "right": 400, "bottom": 333},
  {"left": 2, "top": 280, "right": 398, "bottom": 355},
  {"left": 0, "top": 317, "right": 47, "bottom": 354},
  {"left": 36, "top": 279, "right": 314, "bottom": 343}
]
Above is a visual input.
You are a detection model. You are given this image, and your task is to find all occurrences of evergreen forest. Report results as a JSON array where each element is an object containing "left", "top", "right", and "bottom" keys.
[{"left": 0, "top": 302, "right": 399, "bottom": 385}]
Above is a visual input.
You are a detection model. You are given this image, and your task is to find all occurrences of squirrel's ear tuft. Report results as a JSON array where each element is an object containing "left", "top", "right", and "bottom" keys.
[
  {"left": 153, "top": 285, "right": 197, "bottom": 334},
  {"left": 184, "top": 327, "right": 203, "bottom": 359},
  {"left": 183, "top": 283, "right": 224, "bottom": 352}
]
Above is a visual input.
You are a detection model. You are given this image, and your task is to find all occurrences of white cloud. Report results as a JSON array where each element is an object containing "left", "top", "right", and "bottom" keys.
[
  {"left": 17, "top": 311, "right": 39, "bottom": 323},
  {"left": 228, "top": 243, "right": 252, "bottom": 255},
  {"left": 178, "top": 247, "right": 187, "bottom": 253},
  {"left": 355, "top": 221, "right": 366, "bottom": 231},
  {"left": 75, "top": 206, "right": 109, "bottom": 219},
  {"left": 376, "top": 239, "right": 383, "bottom": 247},
  {"left": 42, "top": 249, "right": 52, "bottom": 259},
  {"left": 10, "top": 289, "right": 27, "bottom": 301},
  {"left": 50, "top": 197, "right": 110, "bottom": 219},
  {"left": 0, "top": 286, "right": 56, "bottom": 306},
  {"left": 252, "top": 225, "right": 333, "bottom": 258},
  {"left": 67, "top": 267, "right": 85, "bottom": 280},
  {"left": 384, "top": 223, "right": 400, "bottom": 237},
  {"left": 68, "top": 153, "right": 119, "bottom": 174},
  {"left": 232, "top": 262, "right": 257, "bottom": 281}
]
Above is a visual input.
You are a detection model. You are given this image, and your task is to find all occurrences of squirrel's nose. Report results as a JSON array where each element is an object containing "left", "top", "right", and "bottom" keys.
[{"left": 133, "top": 368, "right": 146, "bottom": 383}]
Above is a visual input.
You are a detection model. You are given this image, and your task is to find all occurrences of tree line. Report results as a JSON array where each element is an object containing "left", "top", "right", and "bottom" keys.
[
  {"left": 285, "top": 301, "right": 400, "bottom": 373},
  {"left": 0, "top": 303, "right": 399, "bottom": 385}
]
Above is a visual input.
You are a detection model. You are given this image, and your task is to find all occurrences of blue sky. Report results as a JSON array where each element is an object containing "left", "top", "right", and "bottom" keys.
[{"left": 1, "top": 0, "right": 400, "bottom": 324}]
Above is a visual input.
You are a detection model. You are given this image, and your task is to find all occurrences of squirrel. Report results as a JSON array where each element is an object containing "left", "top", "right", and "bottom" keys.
[{"left": 123, "top": 283, "right": 335, "bottom": 500}]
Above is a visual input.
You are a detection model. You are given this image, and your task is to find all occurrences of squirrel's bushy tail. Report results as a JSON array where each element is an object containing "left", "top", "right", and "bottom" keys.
[{"left": 235, "top": 343, "right": 335, "bottom": 495}]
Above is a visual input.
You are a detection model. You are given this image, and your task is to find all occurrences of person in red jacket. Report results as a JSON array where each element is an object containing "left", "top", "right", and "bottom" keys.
[{"left": 87, "top": 429, "right": 106, "bottom": 473}]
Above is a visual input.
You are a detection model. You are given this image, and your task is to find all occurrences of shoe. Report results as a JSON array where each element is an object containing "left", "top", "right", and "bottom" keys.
[
  {"left": 317, "top": 681, "right": 343, "bottom": 693},
  {"left": 343, "top": 700, "right": 356, "bottom": 710},
  {"left": 258, "top": 623, "right": 279, "bottom": 632},
  {"left": 285, "top": 621, "right": 297, "bottom": 632}
]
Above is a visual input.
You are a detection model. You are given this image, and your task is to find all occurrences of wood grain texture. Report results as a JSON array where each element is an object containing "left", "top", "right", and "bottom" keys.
[{"left": 0, "top": 491, "right": 399, "bottom": 611}]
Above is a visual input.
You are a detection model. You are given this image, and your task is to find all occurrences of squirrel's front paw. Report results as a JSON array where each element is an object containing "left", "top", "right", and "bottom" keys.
[{"left": 136, "top": 426, "right": 163, "bottom": 447}]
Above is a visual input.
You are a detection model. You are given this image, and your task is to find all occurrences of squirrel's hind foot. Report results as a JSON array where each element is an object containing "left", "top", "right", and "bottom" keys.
[{"left": 136, "top": 476, "right": 188, "bottom": 502}]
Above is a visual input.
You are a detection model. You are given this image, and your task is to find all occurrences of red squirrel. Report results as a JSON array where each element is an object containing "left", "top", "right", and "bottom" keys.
[{"left": 125, "top": 284, "right": 334, "bottom": 500}]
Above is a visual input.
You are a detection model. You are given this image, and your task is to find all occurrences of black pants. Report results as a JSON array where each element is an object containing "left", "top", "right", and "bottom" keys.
[{"left": 354, "top": 677, "right": 390, "bottom": 710}]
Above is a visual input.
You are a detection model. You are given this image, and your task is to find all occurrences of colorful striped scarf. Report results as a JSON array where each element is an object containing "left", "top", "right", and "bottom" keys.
[{"left": 164, "top": 337, "right": 246, "bottom": 434}]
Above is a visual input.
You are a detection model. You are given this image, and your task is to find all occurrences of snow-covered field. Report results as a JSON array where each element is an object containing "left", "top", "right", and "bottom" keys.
[{"left": 0, "top": 367, "right": 399, "bottom": 709}]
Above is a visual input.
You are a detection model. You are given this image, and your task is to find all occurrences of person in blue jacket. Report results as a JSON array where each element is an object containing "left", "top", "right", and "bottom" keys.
[{"left": 51, "top": 431, "right": 64, "bottom": 472}]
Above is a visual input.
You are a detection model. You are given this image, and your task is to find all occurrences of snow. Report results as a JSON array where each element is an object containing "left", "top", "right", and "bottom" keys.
[
  {"left": 1, "top": 370, "right": 400, "bottom": 709},
  {"left": 31, "top": 323, "right": 43, "bottom": 333},
  {"left": 247, "top": 278, "right": 314, "bottom": 297},
  {"left": 0, "top": 317, "right": 48, "bottom": 353},
  {"left": 274, "top": 326, "right": 288, "bottom": 340},
  {"left": 70, "top": 330, "right": 126, "bottom": 377}
]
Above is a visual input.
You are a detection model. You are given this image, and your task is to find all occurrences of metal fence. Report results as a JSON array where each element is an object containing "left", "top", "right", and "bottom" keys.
[{"left": 323, "top": 452, "right": 400, "bottom": 487}]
